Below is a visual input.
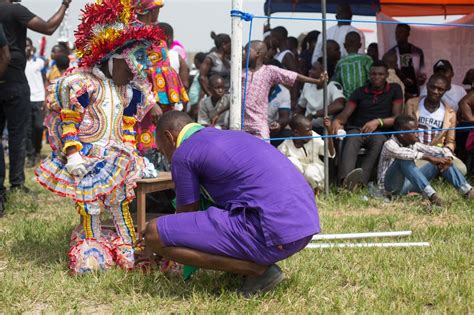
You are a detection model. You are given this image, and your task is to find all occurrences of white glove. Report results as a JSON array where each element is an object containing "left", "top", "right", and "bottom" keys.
[{"left": 66, "top": 152, "right": 87, "bottom": 178}]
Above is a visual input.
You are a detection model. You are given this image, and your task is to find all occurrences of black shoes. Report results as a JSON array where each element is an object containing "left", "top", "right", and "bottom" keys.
[{"left": 239, "top": 264, "right": 284, "bottom": 297}]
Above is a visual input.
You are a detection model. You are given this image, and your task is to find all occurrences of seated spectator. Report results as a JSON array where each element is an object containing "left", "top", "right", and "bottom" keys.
[
  {"left": 382, "top": 51, "right": 405, "bottom": 99},
  {"left": 198, "top": 75, "right": 230, "bottom": 129},
  {"left": 386, "top": 23, "right": 426, "bottom": 98},
  {"left": 460, "top": 90, "right": 474, "bottom": 123},
  {"left": 455, "top": 90, "right": 474, "bottom": 172},
  {"left": 296, "top": 61, "right": 345, "bottom": 132},
  {"left": 367, "top": 43, "right": 378, "bottom": 61},
  {"left": 462, "top": 68, "right": 473, "bottom": 93},
  {"left": 406, "top": 73, "right": 467, "bottom": 175},
  {"left": 331, "top": 60, "right": 403, "bottom": 188},
  {"left": 271, "top": 26, "right": 299, "bottom": 72},
  {"left": 278, "top": 115, "right": 335, "bottom": 193},
  {"left": 378, "top": 115, "right": 474, "bottom": 206},
  {"left": 317, "top": 39, "right": 341, "bottom": 79},
  {"left": 334, "top": 31, "right": 373, "bottom": 99},
  {"left": 420, "top": 60, "right": 466, "bottom": 112}
]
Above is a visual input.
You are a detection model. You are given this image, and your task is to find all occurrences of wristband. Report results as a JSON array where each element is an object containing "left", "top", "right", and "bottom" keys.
[{"left": 378, "top": 118, "right": 384, "bottom": 127}]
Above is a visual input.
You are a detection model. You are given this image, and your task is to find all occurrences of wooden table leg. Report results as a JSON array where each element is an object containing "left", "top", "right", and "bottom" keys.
[{"left": 137, "top": 187, "right": 147, "bottom": 239}]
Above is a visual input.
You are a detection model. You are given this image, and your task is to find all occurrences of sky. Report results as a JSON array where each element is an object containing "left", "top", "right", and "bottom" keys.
[{"left": 23, "top": 0, "right": 462, "bottom": 59}]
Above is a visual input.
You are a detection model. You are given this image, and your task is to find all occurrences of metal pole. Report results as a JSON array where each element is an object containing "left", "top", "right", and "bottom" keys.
[
  {"left": 230, "top": 0, "right": 243, "bottom": 130},
  {"left": 312, "top": 231, "right": 412, "bottom": 241},
  {"left": 306, "top": 242, "right": 430, "bottom": 249},
  {"left": 321, "top": 0, "right": 329, "bottom": 195}
]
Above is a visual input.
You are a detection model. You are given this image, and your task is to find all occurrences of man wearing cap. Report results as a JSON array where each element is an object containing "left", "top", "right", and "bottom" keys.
[
  {"left": 420, "top": 59, "right": 467, "bottom": 113},
  {"left": 143, "top": 111, "right": 320, "bottom": 296}
]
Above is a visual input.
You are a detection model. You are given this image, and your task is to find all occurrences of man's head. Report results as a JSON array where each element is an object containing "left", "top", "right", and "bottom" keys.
[
  {"left": 394, "top": 114, "right": 418, "bottom": 146},
  {"left": 369, "top": 60, "right": 388, "bottom": 88},
  {"left": 51, "top": 44, "right": 69, "bottom": 62},
  {"left": 56, "top": 54, "right": 70, "bottom": 72},
  {"left": 209, "top": 74, "right": 225, "bottom": 100},
  {"left": 194, "top": 52, "right": 206, "bottom": 69},
  {"left": 287, "top": 36, "right": 299, "bottom": 55},
  {"left": 327, "top": 40, "right": 341, "bottom": 63},
  {"left": 335, "top": 4, "right": 352, "bottom": 21},
  {"left": 290, "top": 114, "right": 313, "bottom": 148},
  {"left": 433, "top": 59, "right": 454, "bottom": 85},
  {"left": 426, "top": 73, "right": 449, "bottom": 104},
  {"left": 156, "top": 111, "right": 194, "bottom": 161},
  {"left": 344, "top": 31, "right": 361, "bottom": 54},
  {"left": 210, "top": 32, "right": 231, "bottom": 55},
  {"left": 158, "top": 22, "right": 174, "bottom": 47},
  {"left": 395, "top": 23, "right": 411, "bottom": 45},
  {"left": 367, "top": 42, "right": 378, "bottom": 61},
  {"left": 270, "top": 26, "right": 288, "bottom": 47},
  {"left": 382, "top": 51, "right": 397, "bottom": 70},
  {"left": 244, "top": 40, "right": 267, "bottom": 69}
]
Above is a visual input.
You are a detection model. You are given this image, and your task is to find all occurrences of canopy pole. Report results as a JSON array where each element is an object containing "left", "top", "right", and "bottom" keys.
[
  {"left": 321, "top": 0, "right": 329, "bottom": 195},
  {"left": 230, "top": 0, "right": 243, "bottom": 130}
]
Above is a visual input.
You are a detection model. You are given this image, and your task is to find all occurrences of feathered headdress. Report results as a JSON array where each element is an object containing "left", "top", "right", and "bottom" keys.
[{"left": 74, "top": 0, "right": 165, "bottom": 69}]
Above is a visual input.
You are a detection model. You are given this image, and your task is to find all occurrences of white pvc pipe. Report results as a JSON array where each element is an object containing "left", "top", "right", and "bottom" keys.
[
  {"left": 312, "top": 231, "right": 412, "bottom": 241},
  {"left": 306, "top": 242, "right": 430, "bottom": 249},
  {"left": 229, "top": 0, "right": 243, "bottom": 130}
]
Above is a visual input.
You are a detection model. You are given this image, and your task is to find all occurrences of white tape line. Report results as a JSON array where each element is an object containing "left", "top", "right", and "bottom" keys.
[
  {"left": 306, "top": 242, "right": 430, "bottom": 249},
  {"left": 312, "top": 231, "right": 412, "bottom": 241}
]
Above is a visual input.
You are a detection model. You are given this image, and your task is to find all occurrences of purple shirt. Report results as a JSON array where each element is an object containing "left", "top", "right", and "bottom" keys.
[{"left": 171, "top": 128, "right": 320, "bottom": 246}]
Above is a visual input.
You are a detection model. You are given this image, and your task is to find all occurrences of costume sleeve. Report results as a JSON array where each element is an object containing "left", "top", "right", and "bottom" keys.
[
  {"left": 269, "top": 65, "right": 298, "bottom": 87},
  {"left": 13, "top": 4, "right": 36, "bottom": 26},
  {"left": 47, "top": 74, "right": 91, "bottom": 153},
  {"left": 172, "top": 155, "right": 201, "bottom": 207}
]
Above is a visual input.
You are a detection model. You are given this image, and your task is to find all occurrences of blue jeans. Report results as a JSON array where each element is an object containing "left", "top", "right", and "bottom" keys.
[{"left": 384, "top": 159, "right": 472, "bottom": 197}]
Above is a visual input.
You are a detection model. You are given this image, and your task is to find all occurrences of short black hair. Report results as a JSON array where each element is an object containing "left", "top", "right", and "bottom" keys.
[
  {"left": 433, "top": 59, "right": 453, "bottom": 74},
  {"left": 428, "top": 73, "right": 449, "bottom": 86},
  {"left": 396, "top": 23, "right": 411, "bottom": 32},
  {"left": 209, "top": 74, "right": 224, "bottom": 86},
  {"left": 56, "top": 54, "right": 70, "bottom": 70},
  {"left": 271, "top": 26, "right": 288, "bottom": 39},
  {"left": 210, "top": 32, "right": 230, "bottom": 49},
  {"left": 156, "top": 110, "right": 194, "bottom": 134},
  {"left": 51, "top": 43, "right": 69, "bottom": 55},
  {"left": 344, "top": 31, "right": 361, "bottom": 47},
  {"left": 394, "top": 114, "right": 416, "bottom": 131},
  {"left": 289, "top": 114, "right": 311, "bottom": 130},
  {"left": 371, "top": 60, "right": 388, "bottom": 70},
  {"left": 159, "top": 22, "right": 174, "bottom": 39},
  {"left": 302, "top": 31, "right": 320, "bottom": 51},
  {"left": 194, "top": 52, "right": 206, "bottom": 64}
]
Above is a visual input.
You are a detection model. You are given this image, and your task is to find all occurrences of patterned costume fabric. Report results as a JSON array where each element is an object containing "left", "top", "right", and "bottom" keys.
[{"left": 35, "top": 0, "right": 162, "bottom": 274}]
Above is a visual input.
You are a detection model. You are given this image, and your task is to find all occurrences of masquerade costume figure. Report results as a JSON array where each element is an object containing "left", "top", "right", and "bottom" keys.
[
  {"left": 133, "top": 0, "right": 189, "bottom": 154},
  {"left": 35, "top": 0, "right": 163, "bottom": 273}
]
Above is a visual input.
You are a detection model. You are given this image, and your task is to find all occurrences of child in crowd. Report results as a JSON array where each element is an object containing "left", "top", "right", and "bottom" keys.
[
  {"left": 377, "top": 115, "right": 474, "bottom": 206},
  {"left": 198, "top": 75, "right": 230, "bottom": 129},
  {"left": 55, "top": 54, "right": 70, "bottom": 77},
  {"left": 214, "top": 40, "right": 326, "bottom": 139},
  {"left": 278, "top": 115, "right": 335, "bottom": 193}
]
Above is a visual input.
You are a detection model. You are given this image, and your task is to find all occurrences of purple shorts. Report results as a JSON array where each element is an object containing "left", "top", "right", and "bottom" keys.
[{"left": 156, "top": 207, "right": 312, "bottom": 266}]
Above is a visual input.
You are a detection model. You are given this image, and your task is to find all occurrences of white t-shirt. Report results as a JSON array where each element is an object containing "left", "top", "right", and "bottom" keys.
[
  {"left": 312, "top": 25, "right": 366, "bottom": 65},
  {"left": 25, "top": 57, "right": 46, "bottom": 102},
  {"left": 274, "top": 50, "right": 294, "bottom": 64},
  {"left": 418, "top": 98, "right": 445, "bottom": 145},
  {"left": 419, "top": 84, "right": 466, "bottom": 112},
  {"left": 298, "top": 81, "right": 345, "bottom": 116},
  {"left": 268, "top": 85, "right": 291, "bottom": 123}
]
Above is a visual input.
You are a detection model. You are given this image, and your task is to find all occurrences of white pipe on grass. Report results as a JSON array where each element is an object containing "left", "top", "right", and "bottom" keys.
[
  {"left": 312, "top": 231, "right": 412, "bottom": 241},
  {"left": 306, "top": 242, "right": 430, "bottom": 249}
]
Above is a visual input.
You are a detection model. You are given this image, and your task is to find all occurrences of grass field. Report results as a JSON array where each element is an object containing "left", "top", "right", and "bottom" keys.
[{"left": 0, "top": 169, "right": 473, "bottom": 313}]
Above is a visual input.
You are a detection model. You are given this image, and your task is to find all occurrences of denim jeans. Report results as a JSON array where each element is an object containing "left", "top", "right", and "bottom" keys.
[
  {"left": 384, "top": 159, "right": 472, "bottom": 197},
  {"left": 0, "top": 82, "right": 31, "bottom": 193}
]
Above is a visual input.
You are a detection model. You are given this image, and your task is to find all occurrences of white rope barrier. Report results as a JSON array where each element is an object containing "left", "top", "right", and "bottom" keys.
[{"left": 312, "top": 231, "right": 412, "bottom": 241}]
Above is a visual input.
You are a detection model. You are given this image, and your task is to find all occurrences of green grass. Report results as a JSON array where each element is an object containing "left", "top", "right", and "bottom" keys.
[{"left": 0, "top": 170, "right": 473, "bottom": 313}]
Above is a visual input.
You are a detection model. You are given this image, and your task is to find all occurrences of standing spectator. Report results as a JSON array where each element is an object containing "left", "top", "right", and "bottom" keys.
[
  {"left": 0, "top": 23, "right": 10, "bottom": 79},
  {"left": 386, "top": 23, "right": 426, "bottom": 98},
  {"left": 25, "top": 37, "right": 45, "bottom": 168},
  {"left": 198, "top": 74, "right": 230, "bottom": 129},
  {"left": 367, "top": 43, "right": 379, "bottom": 61},
  {"left": 331, "top": 61, "right": 403, "bottom": 188},
  {"left": 54, "top": 53, "right": 69, "bottom": 77},
  {"left": 46, "top": 43, "right": 69, "bottom": 84},
  {"left": 405, "top": 74, "right": 467, "bottom": 175},
  {"left": 159, "top": 22, "right": 189, "bottom": 90},
  {"left": 199, "top": 32, "right": 231, "bottom": 95},
  {"left": 296, "top": 61, "right": 345, "bottom": 132},
  {"left": 278, "top": 115, "right": 335, "bottom": 193},
  {"left": 0, "top": 0, "right": 71, "bottom": 213},
  {"left": 382, "top": 51, "right": 405, "bottom": 99},
  {"left": 420, "top": 60, "right": 467, "bottom": 112},
  {"left": 378, "top": 115, "right": 473, "bottom": 206},
  {"left": 299, "top": 30, "right": 320, "bottom": 75},
  {"left": 312, "top": 4, "right": 365, "bottom": 64},
  {"left": 271, "top": 26, "right": 299, "bottom": 72},
  {"left": 334, "top": 32, "right": 373, "bottom": 99},
  {"left": 317, "top": 40, "right": 341, "bottom": 79}
]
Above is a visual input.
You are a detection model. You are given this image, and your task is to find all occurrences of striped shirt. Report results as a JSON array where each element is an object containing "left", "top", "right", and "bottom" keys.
[{"left": 334, "top": 53, "right": 373, "bottom": 99}]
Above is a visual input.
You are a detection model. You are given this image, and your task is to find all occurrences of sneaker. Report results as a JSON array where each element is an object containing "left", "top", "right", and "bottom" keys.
[
  {"left": 342, "top": 168, "right": 363, "bottom": 191},
  {"left": 239, "top": 264, "right": 284, "bottom": 297},
  {"left": 465, "top": 189, "right": 474, "bottom": 200},
  {"left": 429, "top": 193, "right": 444, "bottom": 207}
]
